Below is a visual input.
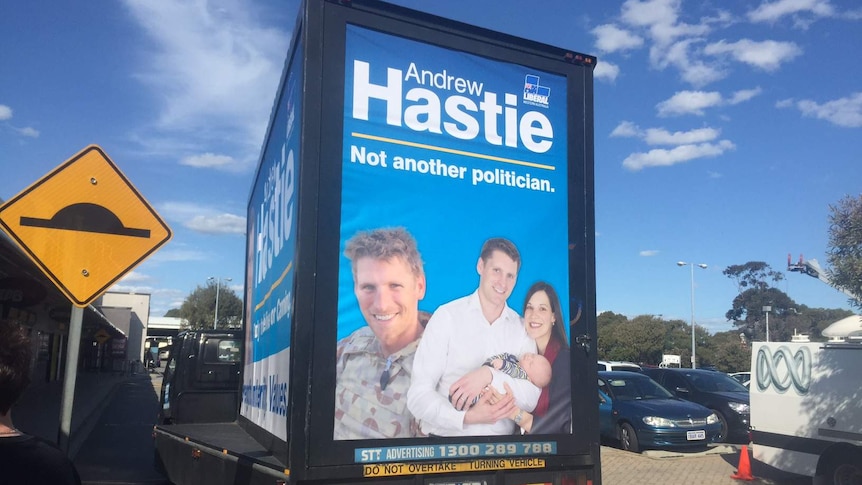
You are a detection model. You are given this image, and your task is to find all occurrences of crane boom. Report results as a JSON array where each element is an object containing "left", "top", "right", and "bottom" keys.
[{"left": 787, "top": 254, "right": 859, "bottom": 299}]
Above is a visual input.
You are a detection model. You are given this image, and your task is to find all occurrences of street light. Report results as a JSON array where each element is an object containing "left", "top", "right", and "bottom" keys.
[
  {"left": 763, "top": 305, "right": 772, "bottom": 342},
  {"left": 208, "top": 276, "right": 232, "bottom": 329},
  {"left": 677, "top": 261, "right": 707, "bottom": 369}
]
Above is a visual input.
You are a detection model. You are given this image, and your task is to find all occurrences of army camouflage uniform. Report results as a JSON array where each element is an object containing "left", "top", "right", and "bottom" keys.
[{"left": 334, "top": 326, "right": 422, "bottom": 439}]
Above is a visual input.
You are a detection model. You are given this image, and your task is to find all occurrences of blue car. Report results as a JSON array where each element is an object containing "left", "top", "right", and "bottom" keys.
[{"left": 599, "top": 371, "right": 722, "bottom": 453}]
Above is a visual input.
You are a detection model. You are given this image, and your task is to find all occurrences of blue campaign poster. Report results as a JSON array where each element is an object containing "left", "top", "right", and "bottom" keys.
[
  {"left": 334, "top": 25, "right": 574, "bottom": 441},
  {"left": 240, "top": 40, "right": 302, "bottom": 441}
]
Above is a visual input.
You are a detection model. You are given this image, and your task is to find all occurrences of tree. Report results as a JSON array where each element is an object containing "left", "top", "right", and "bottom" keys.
[
  {"left": 164, "top": 308, "right": 181, "bottom": 318},
  {"left": 699, "top": 331, "right": 750, "bottom": 373},
  {"left": 827, "top": 194, "right": 862, "bottom": 309},
  {"left": 178, "top": 280, "right": 243, "bottom": 330},
  {"left": 722, "top": 261, "right": 784, "bottom": 293},
  {"left": 724, "top": 262, "right": 801, "bottom": 342}
]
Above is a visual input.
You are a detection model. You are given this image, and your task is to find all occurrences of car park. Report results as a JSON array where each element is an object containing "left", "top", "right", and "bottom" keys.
[
  {"left": 598, "top": 360, "right": 643, "bottom": 372},
  {"left": 643, "top": 368, "right": 750, "bottom": 443},
  {"left": 598, "top": 371, "right": 721, "bottom": 453}
]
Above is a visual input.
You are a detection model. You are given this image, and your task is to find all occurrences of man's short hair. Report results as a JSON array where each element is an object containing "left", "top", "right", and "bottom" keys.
[
  {"left": 0, "top": 320, "right": 32, "bottom": 415},
  {"left": 344, "top": 227, "right": 424, "bottom": 278},
  {"left": 479, "top": 237, "right": 521, "bottom": 269}
]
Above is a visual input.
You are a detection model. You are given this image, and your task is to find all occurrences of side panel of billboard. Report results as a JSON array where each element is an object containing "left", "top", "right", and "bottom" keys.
[{"left": 241, "top": 37, "right": 304, "bottom": 442}]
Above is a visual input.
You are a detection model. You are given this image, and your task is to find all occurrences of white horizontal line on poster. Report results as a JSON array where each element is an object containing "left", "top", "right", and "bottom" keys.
[{"left": 351, "top": 132, "right": 555, "bottom": 171}]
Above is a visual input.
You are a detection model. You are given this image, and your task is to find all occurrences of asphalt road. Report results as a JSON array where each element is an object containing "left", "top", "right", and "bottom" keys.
[{"left": 73, "top": 373, "right": 169, "bottom": 484}]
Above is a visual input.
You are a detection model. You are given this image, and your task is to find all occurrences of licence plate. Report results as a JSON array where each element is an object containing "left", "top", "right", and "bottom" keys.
[{"left": 687, "top": 430, "right": 706, "bottom": 440}]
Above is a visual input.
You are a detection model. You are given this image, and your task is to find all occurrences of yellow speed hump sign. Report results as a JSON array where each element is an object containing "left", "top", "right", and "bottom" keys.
[{"left": 0, "top": 145, "right": 172, "bottom": 307}]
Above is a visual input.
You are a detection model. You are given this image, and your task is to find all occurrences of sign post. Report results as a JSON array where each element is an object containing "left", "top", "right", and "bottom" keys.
[
  {"left": 0, "top": 145, "right": 172, "bottom": 453},
  {"left": 57, "top": 306, "right": 84, "bottom": 453}
]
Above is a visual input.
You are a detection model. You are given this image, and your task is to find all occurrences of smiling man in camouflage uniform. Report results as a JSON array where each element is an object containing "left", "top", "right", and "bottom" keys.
[{"left": 334, "top": 227, "right": 428, "bottom": 439}]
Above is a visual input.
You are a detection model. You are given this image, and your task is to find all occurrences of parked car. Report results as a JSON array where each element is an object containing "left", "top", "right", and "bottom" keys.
[
  {"left": 598, "top": 371, "right": 721, "bottom": 453},
  {"left": 598, "top": 360, "right": 643, "bottom": 372},
  {"left": 643, "top": 368, "right": 750, "bottom": 443},
  {"left": 728, "top": 371, "right": 751, "bottom": 389}
]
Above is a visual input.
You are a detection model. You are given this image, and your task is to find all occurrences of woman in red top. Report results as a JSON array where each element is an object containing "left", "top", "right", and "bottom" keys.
[{"left": 509, "top": 281, "right": 572, "bottom": 434}]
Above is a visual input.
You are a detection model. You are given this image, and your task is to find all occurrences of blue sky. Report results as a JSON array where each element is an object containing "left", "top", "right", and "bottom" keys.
[{"left": 2, "top": 0, "right": 860, "bottom": 332}]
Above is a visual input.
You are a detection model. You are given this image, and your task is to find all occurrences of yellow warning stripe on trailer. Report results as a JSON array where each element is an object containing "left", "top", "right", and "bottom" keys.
[{"left": 363, "top": 458, "right": 545, "bottom": 477}]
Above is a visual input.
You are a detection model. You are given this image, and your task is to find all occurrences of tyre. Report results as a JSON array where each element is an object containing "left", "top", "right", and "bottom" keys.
[
  {"left": 712, "top": 410, "right": 728, "bottom": 443},
  {"left": 619, "top": 423, "right": 640, "bottom": 453},
  {"left": 816, "top": 447, "right": 862, "bottom": 485}
]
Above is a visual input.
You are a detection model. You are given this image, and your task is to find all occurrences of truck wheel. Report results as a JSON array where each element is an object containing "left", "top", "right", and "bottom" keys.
[
  {"left": 712, "top": 409, "right": 728, "bottom": 443},
  {"left": 817, "top": 447, "right": 862, "bottom": 485},
  {"left": 619, "top": 423, "right": 640, "bottom": 453}
]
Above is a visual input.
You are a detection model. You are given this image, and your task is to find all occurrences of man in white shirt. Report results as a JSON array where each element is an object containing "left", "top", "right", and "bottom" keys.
[{"left": 407, "top": 238, "right": 539, "bottom": 436}]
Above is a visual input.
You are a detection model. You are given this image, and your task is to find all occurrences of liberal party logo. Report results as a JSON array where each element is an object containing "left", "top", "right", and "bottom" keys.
[{"left": 523, "top": 75, "right": 550, "bottom": 108}]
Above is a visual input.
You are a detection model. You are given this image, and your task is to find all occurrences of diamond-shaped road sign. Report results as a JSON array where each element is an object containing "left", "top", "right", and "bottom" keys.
[{"left": 0, "top": 145, "right": 172, "bottom": 307}]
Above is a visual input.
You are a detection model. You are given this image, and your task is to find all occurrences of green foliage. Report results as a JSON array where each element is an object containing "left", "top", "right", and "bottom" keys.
[
  {"left": 178, "top": 280, "right": 243, "bottom": 330},
  {"left": 595, "top": 256, "right": 855, "bottom": 371},
  {"left": 697, "top": 331, "right": 750, "bottom": 373},
  {"left": 722, "top": 261, "right": 784, "bottom": 292},
  {"left": 164, "top": 308, "right": 181, "bottom": 317},
  {"left": 827, "top": 195, "right": 862, "bottom": 308}
]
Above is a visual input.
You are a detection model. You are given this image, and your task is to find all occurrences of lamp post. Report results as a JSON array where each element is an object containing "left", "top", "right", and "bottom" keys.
[
  {"left": 208, "top": 276, "right": 232, "bottom": 329},
  {"left": 763, "top": 305, "right": 771, "bottom": 342},
  {"left": 677, "top": 261, "right": 707, "bottom": 369}
]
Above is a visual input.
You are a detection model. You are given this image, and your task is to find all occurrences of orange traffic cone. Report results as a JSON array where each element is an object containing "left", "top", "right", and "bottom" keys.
[{"left": 731, "top": 444, "right": 754, "bottom": 481}]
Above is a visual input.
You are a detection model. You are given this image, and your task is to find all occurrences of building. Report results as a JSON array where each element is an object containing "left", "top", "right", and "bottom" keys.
[{"left": 1, "top": 231, "right": 147, "bottom": 383}]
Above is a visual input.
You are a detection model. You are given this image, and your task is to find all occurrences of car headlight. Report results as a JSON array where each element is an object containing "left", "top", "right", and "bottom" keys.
[
  {"left": 728, "top": 402, "right": 750, "bottom": 414},
  {"left": 643, "top": 416, "right": 676, "bottom": 427},
  {"left": 706, "top": 413, "right": 719, "bottom": 424}
]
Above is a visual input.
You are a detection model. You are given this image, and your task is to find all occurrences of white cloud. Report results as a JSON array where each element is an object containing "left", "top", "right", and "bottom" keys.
[
  {"left": 748, "top": 0, "right": 834, "bottom": 23},
  {"left": 17, "top": 127, "right": 39, "bottom": 138},
  {"left": 708, "top": 171, "right": 723, "bottom": 178},
  {"left": 728, "top": 87, "right": 763, "bottom": 104},
  {"left": 180, "top": 152, "right": 237, "bottom": 171},
  {"left": 0, "top": 105, "right": 11, "bottom": 120},
  {"left": 186, "top": 213, "right": 246, "bottom": 234},
  {"left": 656, "top": 88, "right": 760, "bottom": 116},
  {"left": 611, "top": 122, "right": 722, "bottom": 146},
  {"left": 704, "top": 39, "right": 801, "bottom": 71},
  {"left": 119, "top": 271, "right": 151, "bottom": 283},
  {"left": 648, "top": 39, "right": 722, "bottom": 87},
  {"left": 592, "top": 24, "right": 644, "bottom": 53},
  {"left": 621, "top": 0, "right": 681, "bottom": 30},
  {"left": 657, "top": 90, "right": 723, "bottom": 116},
  {"left": 610, "top": 121, "right": 641, "bottom": 138},
  {"left": 150, "top": 248, "right": 209, "bottom": 262},
  {"left": 644, "top": 127, "right": 720, "bottom": 145},
  {"left": 775, "top": 98, "right": 795, "bottom": 108},
  {"left": 159, "top": 201, "right": 246, "bottom": 234},
  {"left": 795, "top": 93, "right": 862, "bottom": 127},
  {"left": 594, "top": 60, "right": 620, "bottom": 83},
  {"left": 122, "top": 0, "right": 289, "bottom": 160},
  {"left": 640, "top": 250, "right": 660, "bottom": 256},
  {"left": 622, "top": 140, "right": 735, "bottom": 171}
]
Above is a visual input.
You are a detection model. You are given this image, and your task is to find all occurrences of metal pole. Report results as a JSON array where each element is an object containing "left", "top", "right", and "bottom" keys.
[
  {"left": 58, "top": 305, "right": 83, "bottom": 454},
  {"left": 214, "top": 279, "right": 220, "bottom": 329},
  {"left": 689, "top": 264, "right": 696, "bottom": 369},
  {"left": 765, "top": 309, "right": 770, "bottom": 342}
]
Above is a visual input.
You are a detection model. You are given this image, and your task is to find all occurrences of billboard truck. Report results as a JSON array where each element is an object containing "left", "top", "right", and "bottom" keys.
[
  {"left": 153, "top": 1, "right": 599, "bottom": 483},
  {"left": 750, "top": 320, "right": 862, "bottom": 485}
]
